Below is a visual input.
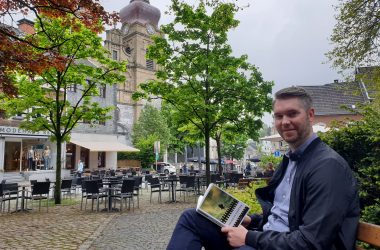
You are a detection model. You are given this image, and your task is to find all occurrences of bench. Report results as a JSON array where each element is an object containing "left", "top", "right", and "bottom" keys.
[{"left": 356, "top": 221, "right": 380, "bottom": 250}]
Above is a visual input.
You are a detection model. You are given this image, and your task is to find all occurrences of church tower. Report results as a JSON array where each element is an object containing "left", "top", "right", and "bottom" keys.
[{"left": 104, "top": 0, "right": 161, "bottom": 145}]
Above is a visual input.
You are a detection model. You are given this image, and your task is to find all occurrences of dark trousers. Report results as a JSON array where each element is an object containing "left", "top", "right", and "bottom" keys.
[
  {"left": 28, "top": 158, "right": 34, "bottom": 170},
  {"left": 167, "top": 208, "right": 256, "bottom": 250}
]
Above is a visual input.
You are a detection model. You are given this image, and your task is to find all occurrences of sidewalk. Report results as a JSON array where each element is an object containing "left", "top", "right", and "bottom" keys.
[{"left": 0, "top": 188, "right": 196, "bottom": 250}]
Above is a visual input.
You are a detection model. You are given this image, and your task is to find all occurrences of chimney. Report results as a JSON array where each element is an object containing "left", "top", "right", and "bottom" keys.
[{"left": 17, "top": 18, "right": 35, "bottom": 35}]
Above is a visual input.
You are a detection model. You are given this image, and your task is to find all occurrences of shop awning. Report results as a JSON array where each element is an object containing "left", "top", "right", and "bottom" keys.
[{"left": 70, "top": 139, "right": 140, "bottom": 152}]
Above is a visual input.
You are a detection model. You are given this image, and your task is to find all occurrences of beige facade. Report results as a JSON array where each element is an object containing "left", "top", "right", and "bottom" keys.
[{"left": 104, "top": 2, "right": 161, "bottom": 145}]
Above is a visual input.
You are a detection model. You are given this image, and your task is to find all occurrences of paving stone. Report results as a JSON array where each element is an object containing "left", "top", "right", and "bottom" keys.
[{"left": 0, "top": 188, "right": 196, "bottom": 249}]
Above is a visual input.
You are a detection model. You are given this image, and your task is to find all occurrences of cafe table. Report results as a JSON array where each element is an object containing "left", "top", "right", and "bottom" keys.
[
  {"left": 163, "top": 177, "right": 179, "bottom": 203},
  {"left": 102, "top": 179, "right": 122, "bottom": 212}
]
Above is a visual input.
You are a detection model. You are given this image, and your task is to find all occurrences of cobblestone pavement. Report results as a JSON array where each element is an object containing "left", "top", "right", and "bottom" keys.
[{"left": 0, "top": 188, "right": 196, "bottom": 250}]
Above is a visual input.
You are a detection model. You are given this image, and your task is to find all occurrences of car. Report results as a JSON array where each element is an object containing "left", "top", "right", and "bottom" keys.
[{"left": 155, "top": 162, "right": 176, "bottom": 174}]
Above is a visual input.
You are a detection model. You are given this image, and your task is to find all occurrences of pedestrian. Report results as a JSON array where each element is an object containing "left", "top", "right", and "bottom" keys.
[
  {"left": 182, "top": 163, "right": 188, "bottom": 174},
  {"left": 77, "top": 159, "right": 84, "bottom": 177},
  {"left": 43, "top": 146, "right": 51, "bottom": 170},
  {"left": 244, "top": 162, "right": 251, "bottom": 176},
  {"left": 263, "top": 162, "right": 274, "bottom": 177},
  {"left": 167, "top": 86, "right": 359, "bottom": 249}
]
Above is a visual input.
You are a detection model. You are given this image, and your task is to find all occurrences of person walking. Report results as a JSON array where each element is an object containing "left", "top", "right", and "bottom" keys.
[
  {"left": 77, "top": 159, "right": 84, "bottom": 177},
  {"left": 167, "top": 86, "right": 360, "bottom": 250}
]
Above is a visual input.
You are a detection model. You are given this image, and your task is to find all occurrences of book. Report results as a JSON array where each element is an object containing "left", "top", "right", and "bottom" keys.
[{"left": 196, "top": 183, "right": 250, "bottom": 227}]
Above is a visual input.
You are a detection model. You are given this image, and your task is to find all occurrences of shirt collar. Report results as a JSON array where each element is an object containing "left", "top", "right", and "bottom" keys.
[{"left": 285, "top": 133, "right": 318, "bottom": 158}]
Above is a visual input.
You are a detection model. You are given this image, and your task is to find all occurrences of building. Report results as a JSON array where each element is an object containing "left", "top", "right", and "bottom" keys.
[
  {"left": 0, "top": 6, "right": 145, "bottom": 174},
  {"left": 104, "top": 0, "right": 161, "bottom": 146},
  {"left": 260, "top": 75, "right": 374, "bottom": 155}
]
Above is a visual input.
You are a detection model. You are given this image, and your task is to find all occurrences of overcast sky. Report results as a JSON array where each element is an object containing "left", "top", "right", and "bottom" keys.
[
  {"left": 101, "top": 0, "right": 341, "bottom": 93},
  {"left": 100, "top": 0, "right": 342, "bottom": 125}
]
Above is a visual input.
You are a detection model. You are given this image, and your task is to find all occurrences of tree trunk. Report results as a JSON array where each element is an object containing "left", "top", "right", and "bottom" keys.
[
  {"left": 216, "top": 133, "right": 223, "bottom": 176},
  {"left": 54, "top": 138, "right": 62, "bottom": 204},
  {"left": 205, "top": 128, "right": 210, "bottom": 186}
]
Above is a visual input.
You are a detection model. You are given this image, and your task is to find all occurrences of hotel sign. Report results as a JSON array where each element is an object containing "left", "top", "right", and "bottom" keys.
[{"left": 0, "top": 126, "right": 51, "bottom": 137}]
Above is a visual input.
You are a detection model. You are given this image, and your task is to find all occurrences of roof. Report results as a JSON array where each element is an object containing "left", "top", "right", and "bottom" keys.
[{"left": 299, "top": 82, "right": 369, "bottom": 116}]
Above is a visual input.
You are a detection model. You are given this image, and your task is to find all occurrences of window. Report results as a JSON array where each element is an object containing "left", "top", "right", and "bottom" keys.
[
  {"left": 67, "top": 83, "right": 77, "bottom": 92},
  {"left": 146, "top": 59, "right": 154, "bottom": 70},
  {"left": 112, "top": 50, "right": 118, "bottom": 60},
  {"left": 124, "top": 47, "right": 132, "bottom": 55},
  {"left": 99, "top": 86, "right": 106, "bottom": 98},
  {"left": 146, "top": 49, "right": 154, "bottom": 70}
]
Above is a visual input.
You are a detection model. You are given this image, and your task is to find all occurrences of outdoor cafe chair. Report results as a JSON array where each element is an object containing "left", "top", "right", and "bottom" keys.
[
  {"left": 81, "top": 180, "right": 107, "bottom": 212},
  {"left": 26, "top": 181, "right": 50, "bottom": 212},
  {"left": 61, "top": 179, "right": 73, "bottom": 199},
  {"left": 133, "top": 176, "right": 143, "bottom": 207},
  {"left": 176, "top": 175, "right": 189, "bottom": 201},
  {"left": 2, "top": 183, "right": 20, "bottom": 212},
  {"left": 184, "top": 175, "right": 197, "bottom": 202},
  {"left": 149, "top": 177, "right": 169, "bottom": 203},
  {"left": 144, "top": 174, "right": 153, "bottom": 190},
  {"left": 113, "top": 179, "right": 135, "bottom": 212}
]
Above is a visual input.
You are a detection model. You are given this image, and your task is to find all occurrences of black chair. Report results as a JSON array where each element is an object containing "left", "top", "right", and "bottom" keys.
[
  {"left": 184, "top": 176, "right": 197, "bottom": 202},
  {"left": 133, "top": 176, "right": 143, "bottom": 208},
  {"left": 2, "top": 183, "right": 19, "bottom": 212},
  {"left": 26, "top": 181, "right": 50, "bottom": 212},
  {"left": 228, "top": 173, "right": 243, "bottom": 187},
  {"left": 61, "top": 179, "right": 73, "bottom": 199},
  {"left": 149, "top": 177, "right": 169, "bottom": 203},
  {"left": 176, "top": 175, "right": 188, "bottom": 201},
  {"left": 30, "top": 180, "right": 37, "bottom": 187},
  {"left": 81, "top": 180, "right": 107, "bottom": 212},
  {"left": 114, "top": 179, "right": 135, "bottom": 212},
  {"left": 0, "top": 184, "right": 6, "bottom": 212},
  {"left": 144, "top": 174, "right": 153, "bottom": 190}
]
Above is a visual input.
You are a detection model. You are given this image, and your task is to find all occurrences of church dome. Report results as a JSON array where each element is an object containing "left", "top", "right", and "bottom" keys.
[{"left": 120, "top": 0, "right": 161, "bottom": 27}]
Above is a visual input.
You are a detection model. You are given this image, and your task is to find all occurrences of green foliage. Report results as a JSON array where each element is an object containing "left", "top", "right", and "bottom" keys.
[
  {"left": 133, "top": 0, "right": 272, "bottom": 181},
  {"left": 130, "top": 105, "right": 171, "bottom": 167},
  {"left": 226, "top": 181, "right": 266, "bottom": 214},
  {"left": 221, "top": 133, "right": 248, "bottom": 160},
  {"left": 361, "top": 199, "right": 380, "bottom": 225},
  {"left": 320, "top": 105, "right": 380, "bottom": 225},
  {"left": 258, "top": 154, "right": 282, "bottom": 169},
  {"left": 327, "top": 0, "right": 380, "bottom": 72},
  {"left": 0, "top": 15, "right": 126, "bottom": 204}
]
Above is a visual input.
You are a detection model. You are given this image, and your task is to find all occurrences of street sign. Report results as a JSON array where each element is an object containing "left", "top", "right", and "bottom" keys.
[
  {"left": 274, "top": 150, "right": 281, "bottom": 157},
  {"left": 154, "top": 141, "right": 160, "bottom": 154}
]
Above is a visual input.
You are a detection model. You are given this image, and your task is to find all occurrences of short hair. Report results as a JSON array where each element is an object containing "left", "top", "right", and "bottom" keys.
[{"left": 274, "top": 86, "right": 313, "bottom": 110}]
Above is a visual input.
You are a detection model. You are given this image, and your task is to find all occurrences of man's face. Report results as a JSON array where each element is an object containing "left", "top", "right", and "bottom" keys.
[{"left": 273, "top": 97, "right": 314, "bottom": 150}]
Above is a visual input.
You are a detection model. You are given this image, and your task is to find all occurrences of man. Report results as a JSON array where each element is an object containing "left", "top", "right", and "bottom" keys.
[{"left": 167, "top": 87, "right": 360, "bottom": 250}]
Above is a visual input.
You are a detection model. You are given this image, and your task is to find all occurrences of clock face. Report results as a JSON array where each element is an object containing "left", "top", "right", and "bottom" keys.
[
  {"left": 146, "top": 24, "right": 155, "bottom": 35},
  {"left": 121, "top": 24, "right": 129, "bottom": 35}
]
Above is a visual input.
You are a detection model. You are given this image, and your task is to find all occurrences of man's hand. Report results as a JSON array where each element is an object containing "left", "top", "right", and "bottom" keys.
[
  {"left": 221, "top": 225, "right": 248, "bottom": 248},
  {"left": 241, "top": 215, "right": 251, "bottom": 228}
]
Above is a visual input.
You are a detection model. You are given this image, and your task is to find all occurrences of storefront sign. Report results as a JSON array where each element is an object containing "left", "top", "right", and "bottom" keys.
[{"left": 0, "top": 126, "right": 51, "bottom": 137}]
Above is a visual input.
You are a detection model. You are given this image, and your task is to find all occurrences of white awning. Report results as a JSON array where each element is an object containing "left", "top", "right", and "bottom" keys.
[
  {"left": 70, "top": 139, "right": 140, "bottom": 152},
  {"left": 259, "top": 134, "right": 283, "bottom": 142},
  {"left": 260, "top": 124, "right": 330, "bottom": 142}
]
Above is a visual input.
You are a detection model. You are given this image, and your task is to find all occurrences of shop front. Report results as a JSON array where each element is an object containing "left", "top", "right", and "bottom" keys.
[
  {"left": 69, "top": 133, "right": 139, "bottom": 171},
  {"left": 0, "top": 126, "right": 53, "bottom": 172}
]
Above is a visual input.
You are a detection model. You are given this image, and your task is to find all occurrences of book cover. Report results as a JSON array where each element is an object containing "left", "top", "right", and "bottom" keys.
[{"left": 196, "top": 183, "right": 250, "bottom": 227}]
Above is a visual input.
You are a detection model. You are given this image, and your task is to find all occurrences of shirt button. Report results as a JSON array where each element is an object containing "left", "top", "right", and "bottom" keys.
[
  {"left": 287, "top": 178, "right": 290, "bottom": 182},
  {"left": 282, "top": 194, "right": 286, "bottom": 199}
]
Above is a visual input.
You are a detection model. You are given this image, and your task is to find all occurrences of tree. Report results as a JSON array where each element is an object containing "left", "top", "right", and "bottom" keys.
[
  {"left": 0, "top": 15, "right": 126, "bottom": 204},
  {"left": 131, "top": 105, "right": 172, "bottom": 168},
  {"left": 320, "top": 105, "right": 380, "bottom": 225},
  {"left": 134, "top": 0, "right": 272, "bottom": 184},
  {"left": 327, "top": 0, "right": 380, "bottom": 85},
  {"left": 0, "top": 0, "right": 118, "bottom": 96},
  {"left": 221, "top": 132, "right": 248, "bottom": 161}
]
